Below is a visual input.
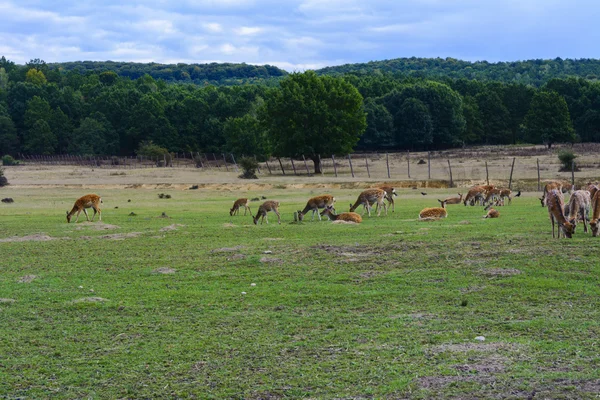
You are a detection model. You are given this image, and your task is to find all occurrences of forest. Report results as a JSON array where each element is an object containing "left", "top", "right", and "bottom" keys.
[{"left": 1, "top": 56, "right": 600, "bottom": 162}]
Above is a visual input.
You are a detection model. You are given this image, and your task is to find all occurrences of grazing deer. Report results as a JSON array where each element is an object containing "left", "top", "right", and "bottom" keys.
[
  {"left": 230, "top": 198, "right": 251, "bottom": 216},
  {"left": 483, "top": 203, "right": 499, "bottom": 218},
  {"left": 438, "top": 193, "right": 463, "bottom": 208},
  {"left": 349, "top": 188, "right": 387, "bottom": 217},
  {"left": 253, "top": 200, "right": 281, "bottom": 225},
  {"left": 546, "top": 189, "right": 573, "bottom": 238},
  {"left": 483, "top": 188, "right": 502, "bottom": 206},
  {"left": 540, "top": 181, "right": 573, "bottom": 206},
  {"left": 297, "top": 195, "right": 336, "bottom": 221},
  {"left": 67, "top": 194, "right": 102, "bottom": 223},
  {"left": 463, "top": 186, "right": 486, "bottom": 206},
  {"left": 418, "top": 207, "right": 447, "bottom": 220},
  {"left": 379, "top": 186, "right": 398, "bottom": 212},
  {"left": 320, "top": 206, "right": 362, "bottom": 223},
  {"left": 566, "top": 190, "right": 591, "bottom": 234},
  {"left": 590, "top": 191, "right": 600, "bottom": 237},
  {"left": 586, "top": 184, "right": 599, "bottom": 200},
  {"left": 499, "top": 188, "right": 512, "bottom": 205}
]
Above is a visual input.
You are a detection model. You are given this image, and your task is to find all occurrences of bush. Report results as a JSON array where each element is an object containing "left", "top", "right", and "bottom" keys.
[
  {"left": 239, "top": 156, "right": 258, "bottom": 179},
  {"left": 0, "top": 168, "right": 7, "bottom": 187},
  {"left": 136, "top": 141, "right": 172, "bottom": 167},
  {"left": 2, "top": 155, "right": 19, "bottom": 166},
  {"left": 558, "top": 149, "right": 578, "bottom": 171}
]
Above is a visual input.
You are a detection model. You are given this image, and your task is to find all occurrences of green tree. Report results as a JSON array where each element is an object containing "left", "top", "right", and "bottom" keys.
[
  {"left": 69, "top": 118, "right": 109, "bottom": 155},
  {"left": 24, "top": 120, "right": 57, "bottom": 154},
  {"left": 262, "top": 71, "right": 366, "bottom": 173},
  {"left": 25, "top": 69, "right": 47, "bottom": 86},
  {"left": 523, "top": 91, "right": 576, "bottom": 148},
  {"left": 0, "top": 116, "right": 19, "bottom": 155},
  {"left": 224, "top": 113, "right": 270, "bottom": 160},
  {"left": 359, "top": 98, "right": 393, "bottom": 149},
  {"left": 476, "top": 90, "right": 511, "bottom": 144},
  {"left": 394, "top": 98, "right": 433, "bottom": 149},
  {"left": 461, "top": 95, "right": 484, "bottom": 144},
  {"left": 24, "top": 96, "right": 52, "bottom": 130}
]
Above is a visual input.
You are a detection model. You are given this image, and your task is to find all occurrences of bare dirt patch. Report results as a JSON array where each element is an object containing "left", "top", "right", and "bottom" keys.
[
  {"left": 159, "top": 224, "right": 185, "bottom": 232},
  {"left": 260, "top": 256, "right": 282, "bottom": 263},
  {"left": 0, "top": 298, "right": 16, "bottom": 303},
  {"left": 480, "top": 268, "right": 522, "bottom": 277},
  {"left": 153, "top": 267, "right": 176, "bottom": 274},
  {"left": 81, "top": 232, "right": 143, "bottom": 240},
  {"left": 212, "top": 245, "right": 245, "bottom": 253},
  {"left": 227, "top": 254, "right": 246, "bottom": 261},
  {"left": 72, "top": 297, "right": 108, "bottom": 303},
  {"left": 427, "top": 342, "right": 519, "bottom": 355},
  {"left": 0, "top": 233, "right": 55, "bottom": 243},
  {"left": 222, "top": 223, "right": 239, "bottom": 228},
  {"left": 18, "top": 275, "right": 37, "bottom": 283},
  {"left": 75, "top": 222, "right": 120, "bottom": 230}
]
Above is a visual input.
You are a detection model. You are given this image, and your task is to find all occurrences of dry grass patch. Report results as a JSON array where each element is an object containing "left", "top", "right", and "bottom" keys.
[
  {"left": 72, "top": 297, "right": 108, "bottom": 303},
  {"left": 17, "top": 275, "right": 37, "bottom": 283},
  {"left": 0, "top": 233, "right": 55, "bottom": 242},
  {"left": 152, "top": 267, "right": 176, "bottom": 274},
  {"left": 480, "top": 268, "right": 522, "bottom": 277},
  {"left": 159, "top": 224, "right": 185, "bottom": 232}
]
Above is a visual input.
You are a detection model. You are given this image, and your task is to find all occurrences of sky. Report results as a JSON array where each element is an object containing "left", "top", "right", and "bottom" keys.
[{"left": 1, "top": 0, "right": 599, "bottom": 72}]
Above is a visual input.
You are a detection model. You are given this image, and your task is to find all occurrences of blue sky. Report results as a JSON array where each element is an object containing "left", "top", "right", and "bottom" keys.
[{"left": 1, "top": 0, "right": 599, "bottom": 71}]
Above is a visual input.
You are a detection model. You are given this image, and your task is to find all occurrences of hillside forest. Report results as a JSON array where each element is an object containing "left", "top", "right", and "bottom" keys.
[{"left": 1, "top": 56, "right": 600, "bottom": 164}]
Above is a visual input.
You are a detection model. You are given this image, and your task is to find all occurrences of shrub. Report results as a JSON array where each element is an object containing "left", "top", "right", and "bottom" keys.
[
  {"left": 558, "top": 149, "right": 578, "bottom": 171},
  {"left": 0, "top": 167, "right": 7, "bottom": 187},
  {"left": 2, "top": 155, "right": 19, "bottom": 166},
  {"left": 239, "top": 156, "right": 258, "bottom": 179},
  {"left": 136, "top": 141, "right": 172, "bottom": 167}
]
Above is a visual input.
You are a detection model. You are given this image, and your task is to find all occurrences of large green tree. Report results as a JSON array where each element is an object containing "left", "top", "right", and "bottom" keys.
[
  {"left": 523, "top": 91, "right": 576, "bottom": 148},
  {"left": 262, "top": 71, "right": 366, "bottom": 173}
]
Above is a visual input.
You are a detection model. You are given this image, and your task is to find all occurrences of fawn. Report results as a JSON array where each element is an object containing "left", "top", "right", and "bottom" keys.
[
  {"left": 418, "top": 207, "right": 447, "bottom": 220},
  {"left": 297, "top": 195, "right": 336, "bottom": 221},
  {"left": 349, "top": 188, "right": 387, "bottom": 217},
  {"left": 253, "top": 201, "right": 281, "bottom": 225},
  {"left": 438, "top": 193, "right": 463, "bottom": 208},
  {"left": 379, "top": 186, "right": 398, "bottom": 212},
  {"left": 67, "top": 194, "right": 102, "bottom": 223},
  {"left": 230, "top": 198, "right": 251, "bottom": 216},
  {"left": 546, "top": 189, "right": 573, "bottom": 238},
  {"left": 320, "top": 206, "right": 362, "bottom": 223}
]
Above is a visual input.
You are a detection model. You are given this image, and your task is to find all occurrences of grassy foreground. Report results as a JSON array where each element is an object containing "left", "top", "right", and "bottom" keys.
[{"left": 1, "top": 187, "right": 600, "bottom": 399}]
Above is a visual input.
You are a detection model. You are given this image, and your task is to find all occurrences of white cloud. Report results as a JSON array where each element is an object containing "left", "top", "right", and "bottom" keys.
[
  {"left": 202, "top": 23, "right": 223, "bottom": 33},
  {"left": 235, "top": 26, "right": 263, "bottom": 35}
]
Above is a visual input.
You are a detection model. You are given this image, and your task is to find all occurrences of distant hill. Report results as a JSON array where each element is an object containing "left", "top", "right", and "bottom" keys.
[
  {"left": 47, "top": 61, "right": 288, "bottom": 86},
  {"left": 315, "top": 57, "right": 600, "bottom": 86}
]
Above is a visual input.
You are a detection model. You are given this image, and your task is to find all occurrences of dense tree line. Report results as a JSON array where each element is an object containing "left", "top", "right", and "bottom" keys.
[
  {"left": 2, "top": 56, "right": 600, "bottom": 163},
  {"left": 317, "top": 57, "right": 600, "bottom": 86}
]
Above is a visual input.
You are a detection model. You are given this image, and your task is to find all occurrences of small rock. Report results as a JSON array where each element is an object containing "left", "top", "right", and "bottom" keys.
[
  {"left": 263, "top": 250, "right": 273, "bottom": 254},
  {"left": 90, "top": 289, "right": 94, "bottom": 292},
  {"left": 78, "top": 285, "right": 84, "bottom": 289},
  {"left": 241, "top": 292, "right": 247, "bottom": 295},
  {"left": 129, "top": 212, "right": 137, "bottom": 216},
  {"left": 250, "top": 283, "right": 256, "bottom": 286},
  {"left": 128, "top": 199, "right": 131, "bottom": 202},
  {"left": 475, "top": 336, "right": 486, "bottom": 342}
]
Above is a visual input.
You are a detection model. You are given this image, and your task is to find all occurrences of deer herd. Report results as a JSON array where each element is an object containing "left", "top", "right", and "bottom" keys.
[{"left": 64, "top": 179, "right": 599, "bottom": 239}]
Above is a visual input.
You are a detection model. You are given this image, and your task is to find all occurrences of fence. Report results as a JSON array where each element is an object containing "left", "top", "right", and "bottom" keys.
[{"left": 14, "top": 143, "right": 600, "bottom": 189}]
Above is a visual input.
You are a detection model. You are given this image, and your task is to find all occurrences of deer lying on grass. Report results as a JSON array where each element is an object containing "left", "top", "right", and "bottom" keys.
[
  {"left": 297, "top": 195, "right": 335, "bottom": 221},
  {"left": 463, "top": 186, "right": 487, "bottom": 206},
  {"left": 483, "top": 203, "right": 499, "bottom": 218},
  {"left": 567, "top": 190, "right": 591, "bottom": 234},
  {"left": 418, "top": 207, "right": 447, "bottom": 220},
  {"left": 438, "top": 193, "right": 463, "bottom": 208},
  {"left": 379, "top": 186, "right": 398, "bottom": 212},
  {"left": 320, "top": 206, "right": 362, "bottom": 223},
  {"left": 590, "top": 191, "right": 600, "bottom": 237},
  {"left": 67, "top": 194, "right": 102, "bottom": 223},
  {"left": 546, "top": 189, "right": 573, "bottom": 238},
  {"left": 349, "top": 188, "right": 387, "bottom": 217},
  {"left": 230, "top": 198, "right": 251, "bottom": 216},
  {"left": 253, "top": 200, "right": 281, "bottom": 225}
]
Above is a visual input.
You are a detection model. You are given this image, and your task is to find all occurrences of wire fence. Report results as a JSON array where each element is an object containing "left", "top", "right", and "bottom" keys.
[{"left": 14, "top": 143, "right": 600, "bottom": 190}]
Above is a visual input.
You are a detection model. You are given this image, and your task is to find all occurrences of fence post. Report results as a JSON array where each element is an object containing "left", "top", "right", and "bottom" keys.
[
  {"left": 348, "top": 154, "right": 355, "bottom": 178},
  {"left": 571, "top": 160, "right": 575, "bottom": 188},
  {"left": 318, "top": 154, "right": 324, "bottom": 176},
  {"left": 407, "top": 150, "right": 410, "bottom": 178},
  {"left": 222, "top": 154, "right": 229, "bottom": 172},
  {"left": 231, "top": 154, "right": 239, "bottom": 173},
  {"left": 365, "top": 154, "right": 370, "bottom": 178},
  {"left": 290, "top": 158, "right": 297, "bottom": 175},
  {"left": 302, "top": 155, "right": 311, "bottom": 175},
  {"left": 265, "top": 159, "right": 272, "bottom": 174},
  {"left": 332, "top": 155, "right": 338, "bottom": 177},
  {"left": 252, "top": 155, "right": 260, "bottom": 174},
  {"left": 428, "top": 152, "right": 431, "bottom": 179},
  {"left": 277, "top": 157, "right": 286, "bottom": 175},
  {"left": 508, "top": 157, "right": 516, "bottom": 190},
  {"left": 386, "top": 152, "right": 391, "bottom": 179},
  {"left": 447, "top": 159, "right": 453, "bottom": 188},
  {"left": 537, "top": 158, "right": 541, "bottom": 191},
  {"left": 485, "top": 161, "right": 489, "bottom": 186}
]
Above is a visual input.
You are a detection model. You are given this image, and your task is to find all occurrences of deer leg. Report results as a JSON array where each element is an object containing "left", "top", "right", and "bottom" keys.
[
  {"left": 314, "top": 208, "right": 321, "bottom": 221},
  {"left": 91, "top": 207, "right": 97, "bottom": 221},
  {"left": 75, "top": 210, "right": 81, "bottom": 223},
  {"left": 83, "top": 209, "right": 90, "bottom": 222},
  {"left": 275, "top": 210, "right": 281, "bottom": 225}
]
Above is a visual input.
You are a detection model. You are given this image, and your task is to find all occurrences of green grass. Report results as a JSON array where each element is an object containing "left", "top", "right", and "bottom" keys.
[{"left": 1, "top": 188, "right": 600, "bottom": 399}]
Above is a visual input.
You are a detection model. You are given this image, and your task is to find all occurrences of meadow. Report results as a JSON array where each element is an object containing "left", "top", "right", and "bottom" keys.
[{"left": 1, "top": 184, "right": 600, "bottom": 399}]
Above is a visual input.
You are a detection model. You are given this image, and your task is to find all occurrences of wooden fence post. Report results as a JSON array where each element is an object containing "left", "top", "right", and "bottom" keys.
[
  {"left": 265, "top": 159, "right": 272, "bottom": 174},
  {"left": 385, "top": 151, "right": 391, "bottom": 179},
  {"left": 332, "top": 155, "right": 338, "bottom": 177},
  {"left": 571, "top": 160, "right": 575, "bottom": 188},
  {"left": 428, "top": 152, "right": 431, "bottom": 179},
  {"left": 407, "top": 150, "right": 410, "bottom": 178},
  {"left": 302, "top": 155, "right": 310, "bottom": 175},
  {"left": 318, "top": 154, "right": 324, "bottom": 176},
  {"left": 277, "top": 157, "right": 286, "bottom": 175},
  {"left": 447, "top": 159, "right": 453, "bottom": 188},
  {"left": 365, "top": 154, "right": 370, "bottom": 178},
  {"left": 290, "top": 158, "right": 297, "bottom": 175},
  {"left": 222, "top": 154, "right": 229, "bottom": 172},
  {"left": 508, "top": 157, "right": 516, "bottom": 190},
  {"left": 348, "top": 154, "right": 355, "bottom": 178},
  {"left": 537, "top": 158, "right": 541, "bottom": 191},
  {"left": 485, "top": 161, "right": 489, "bottom": 186},
  {"left": 231, "top": 154, "right": 239, "bottom": 173}
]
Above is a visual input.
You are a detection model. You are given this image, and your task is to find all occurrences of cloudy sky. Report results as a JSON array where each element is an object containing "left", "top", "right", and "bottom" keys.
[{"left": 1, "top": 0, "right": 598, "bottom": 71}]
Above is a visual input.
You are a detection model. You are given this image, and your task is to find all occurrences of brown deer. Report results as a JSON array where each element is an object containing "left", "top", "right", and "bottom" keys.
[
  {"left": 349, "top": 188, "right": 387, "bottom": 217},
  {"left": 566, "top": 190, "right": 591, "bottom": 234},
  {"left": 418, "top": 207, "right": 447, "bottom": 220},
  {"left": 483, "top": 203, "right": 499, "bottom": 218},
  {"left": 546, "top": 189, "right": 574, "bottom": 238},
  {"left": 297, "top": 195, "right": 336, "bottom": 221},
  {"left": 253, "top": 201, "right": 281, "bottom": 225},
  {"left": 437, "top": 193, "right": 463, "bottom": 208},
  {"left": 320, "top": 206, "right": 362, "bottom": 223},
  {"left": 586, "top": 183, "right": 599, "bottom": 200},
  {"left": 589, "top": 191, "right": 600, "bottom": 237},
  {"left": 230, "top": 198, "right": 251, "bottom": 216},
  {"left": 379, "top": 186, "right": 398, "bottom": 212},
  {"left": 463, "top": 186, "right": 486, "bottom": 206},
  {"left": 483, "top": 188, "right": 502, "bottom": 206},
  {"left": 67, "top": 194, "right": 102, "bottom": 223},
  {"left": 540, "top": 181, "right": 572, "bottom": 206},
  {"left": 499, "top": 188, "right": 512, "bottom": 205}
]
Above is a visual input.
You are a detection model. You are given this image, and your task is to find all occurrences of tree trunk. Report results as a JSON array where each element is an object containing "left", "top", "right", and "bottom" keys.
[{"left": 312, "top": 157, "right": 322, "bottom": 174}]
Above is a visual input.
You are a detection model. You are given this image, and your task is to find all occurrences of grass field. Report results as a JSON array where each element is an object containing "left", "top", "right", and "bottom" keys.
[{"left": 1, "top": 185, "right": 600, "bottom": 399}]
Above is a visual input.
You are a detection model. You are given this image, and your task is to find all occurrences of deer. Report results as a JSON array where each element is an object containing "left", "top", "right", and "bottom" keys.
[
  {"left": 379, "top": 186, "right": 398, "bottom": 212},
  {"left": 483, "top": 188, "right": 502, "bottom": 206},
  {"left": 438, "top": 193, "right": 463, "bottom": 208},
  {"left": 320, "top": 206, "right": 362, "bottom": 223},
  {"left": 297, "top": 195, "right": 336, "bottom": 221},
  {"left": 230, "top": 198, "right": 251, "bottom": 216},
  {"left": 546, "top": 189, "right": 574, "bottom": 238},
  {"left": 499, "top": 188, "right": 512, "bottom": 205},
  {"left": 349, "top": 188, "right": 387, "bottom": 217},
  {"left": 66, "top": 194, "right": 102, "bottom": 223},
  {"left": 586, "top": 183, "right": 599, "bottom": 200},
  {"left": 566, "top": 190, "right": 591, "bottom": 234},
  {"left": 540, "top": 181, "right": 572, "bottom": 206},
  {"left": 483, "top": 203, "right": 499, "bottom": 218},
  {"left": 253, "top": 200, "right": 281, "bottom": 225},
  {"left": 418, "top": 207, "right": 447, "bottom": 220},
  {"left": 589, "top": 191, "right": 600, "bottom": 237},
  {"left": 463, "top": 186, "right": 487, "bottom": 206}
]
